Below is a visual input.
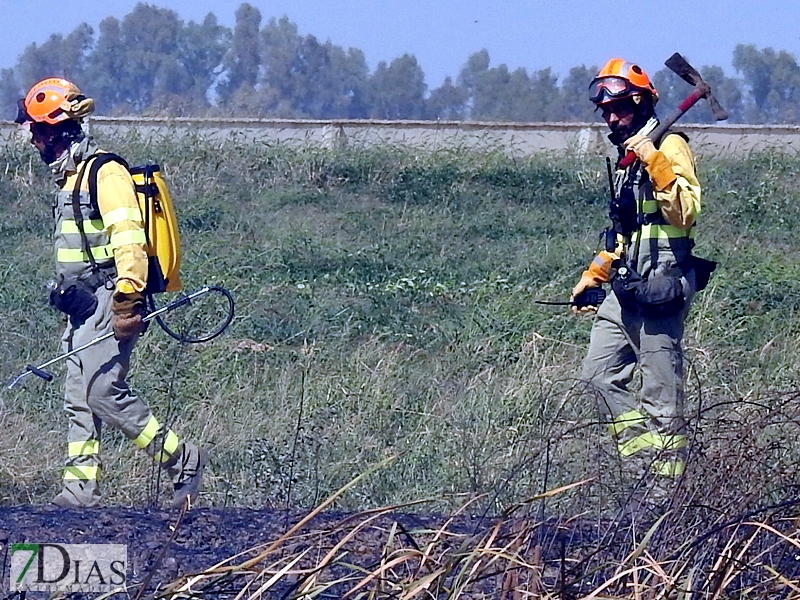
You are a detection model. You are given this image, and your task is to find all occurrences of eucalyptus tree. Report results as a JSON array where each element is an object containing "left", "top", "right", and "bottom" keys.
[
  {"left": 368, "top": 54, "right": 427, "bottom": 120},
  {"left": 217, "top": 2, "right": 262, "bottom": 107}
]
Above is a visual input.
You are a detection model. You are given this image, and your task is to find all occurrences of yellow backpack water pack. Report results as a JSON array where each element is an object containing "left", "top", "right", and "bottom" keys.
[
  {"left": 86, "top": 154, "right": 182, "bottom": 295},
  {"left": 129, "top": 164, "right": 182, "bottom": 293}
]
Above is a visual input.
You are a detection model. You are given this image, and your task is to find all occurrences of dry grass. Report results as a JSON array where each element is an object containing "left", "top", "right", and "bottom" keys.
[
  {"left": 137, "top": 471, "right": 800, "bottom": 599},
  {"left": 3, "top": 138, "right": 800, "bottom": 598}
]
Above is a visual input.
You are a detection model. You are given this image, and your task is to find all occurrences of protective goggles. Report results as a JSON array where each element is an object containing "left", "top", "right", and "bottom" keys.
[{"left": 588, "top": 77, "right": 634, "bottom": 104}]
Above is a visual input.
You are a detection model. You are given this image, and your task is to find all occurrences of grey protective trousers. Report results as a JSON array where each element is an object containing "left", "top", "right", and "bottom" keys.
[
  {"left": 54, "top": 285, "right": 201, "bottom": 507},
  {"left": 580, "top": 287, "right": 692, "bottom": 486}
]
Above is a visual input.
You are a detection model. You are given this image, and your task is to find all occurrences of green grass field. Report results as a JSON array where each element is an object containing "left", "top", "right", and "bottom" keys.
[{"left": 1, "top": 131, "right": 799, "bottom": 525}]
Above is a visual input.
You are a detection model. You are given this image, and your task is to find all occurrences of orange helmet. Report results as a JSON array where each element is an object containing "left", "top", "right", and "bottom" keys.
[
  {"left": 589, "top": 58, "right": 658, "bottom": 105},
  {"left": 15, "top": 78, "right": 95, "bottom": 125}
]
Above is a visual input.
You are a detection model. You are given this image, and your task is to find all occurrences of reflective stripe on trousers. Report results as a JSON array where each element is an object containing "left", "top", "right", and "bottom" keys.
[
  {"left": 60, "top": 285, "right": 186, "bottom": 503},
  {"left": 582, "top": 291, "right": 688, "bottom": 479},
  {"left": 133, "top": 415, "right": 182, "bottom": 463}
]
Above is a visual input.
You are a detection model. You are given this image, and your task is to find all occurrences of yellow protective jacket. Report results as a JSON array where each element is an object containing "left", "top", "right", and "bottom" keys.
[
  {"left": 54, "top": 141, "right": 148, "bottom": 295},
  {"left": 582, "top": 132, "right": 701, "bottom": 284}
]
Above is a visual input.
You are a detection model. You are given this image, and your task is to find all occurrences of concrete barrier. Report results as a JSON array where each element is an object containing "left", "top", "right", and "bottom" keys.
[{"left": 4, "top": 118, "right": 800, "bottom": 157}]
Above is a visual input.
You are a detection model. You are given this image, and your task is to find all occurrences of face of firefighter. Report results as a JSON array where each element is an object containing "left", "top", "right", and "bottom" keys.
[
  {"left": 29, "top": 122, "right": 69, "bottom": 164},
  {"left": 599, "top": 98, "right": 638, "bottom": 140}
]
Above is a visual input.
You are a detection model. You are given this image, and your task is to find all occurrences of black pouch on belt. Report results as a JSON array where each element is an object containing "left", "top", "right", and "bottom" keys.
[
  {"left": 610, "top": 264, "right": 643, "bottom": 312},
  {"left": 50, "top": 278, "right": 98, "bottom": 323},
  {"left": 634, "top": 272, "right": 685, "bottom": 318}
]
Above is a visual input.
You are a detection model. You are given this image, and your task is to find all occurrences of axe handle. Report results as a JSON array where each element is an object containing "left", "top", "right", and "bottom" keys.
[{"left": 618, "top": 86, "right": 706, "bottom": 169}]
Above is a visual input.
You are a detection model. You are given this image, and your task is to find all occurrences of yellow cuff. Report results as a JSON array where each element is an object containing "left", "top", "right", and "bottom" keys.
[
  {"left": 585, "top": 265, "right": 607, "bottom": 284},
  {"left": 584, "top": 250, "right": 617, "bottom": 284},
  {"left": 644, "top": 151, "right": 677, "bottom": 191},
  {"left": 115, "top": 279, "right": 137, "bottom": 295}
]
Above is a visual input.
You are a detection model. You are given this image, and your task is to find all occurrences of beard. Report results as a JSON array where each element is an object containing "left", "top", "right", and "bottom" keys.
[{"left": 39, "top": 143, "right": 58, "bottom": 164}]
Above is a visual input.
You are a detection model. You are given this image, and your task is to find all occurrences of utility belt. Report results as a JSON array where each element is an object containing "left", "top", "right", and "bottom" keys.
[
  {"left": 49, "top": 268, "right": 115, "bottom": 323},
  {"left": 610, "top": 256, "right": 716, "bottom": 318}
]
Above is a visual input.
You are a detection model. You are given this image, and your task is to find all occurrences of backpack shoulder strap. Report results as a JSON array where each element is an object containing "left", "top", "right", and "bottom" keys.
[
  {"left": 86, "top": 152, "right": 129, "bottom": 212},
  {"left": 71, "top": 152, "right": 129, "bottom": 283},
  {"left": 71, "top": 158, "right": 97, "bottom": 274}
]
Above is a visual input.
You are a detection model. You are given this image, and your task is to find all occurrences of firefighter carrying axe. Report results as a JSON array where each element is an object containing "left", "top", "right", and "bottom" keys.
[{"left": 619, "top": 52, "right": 728, "bottom": 168}]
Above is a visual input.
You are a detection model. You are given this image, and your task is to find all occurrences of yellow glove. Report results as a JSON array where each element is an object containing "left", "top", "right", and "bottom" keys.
[
  {"left": 624, "top": 134, "right": 677, "bottom": 191},
  {"left": 570, "top": 275, "right": 600, "bottom": 315},
  {"left": 623, "top": 134, "right": 657, "bottom": 164}
]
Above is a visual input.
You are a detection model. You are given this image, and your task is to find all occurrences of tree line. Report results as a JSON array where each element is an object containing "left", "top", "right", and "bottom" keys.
[{"left": 2, "top": 2, "right": 798, "bottom": 124}]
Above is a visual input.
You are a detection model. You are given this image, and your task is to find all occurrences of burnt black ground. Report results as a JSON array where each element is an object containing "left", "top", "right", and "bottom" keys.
[
  {"left": 0, "top": 506, "right": 499, "bottom": 599},
  {"left": 5, "top": 504, "right": 794, "bottom": 599},
  {"left": 16, "top": 505, "right": 780, "bottom": 600}
]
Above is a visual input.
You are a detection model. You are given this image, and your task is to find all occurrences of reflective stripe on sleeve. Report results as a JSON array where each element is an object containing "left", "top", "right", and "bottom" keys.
[
  {"left": 608, "top": 409, "right": 647, "bottom": 437},
  {"left": 64, "top": 465, "right": 99, "bottom": 480},
  {"left": 60, "top": 219, "right": 106, "bottom": 235},
  {"left": 103, "top": 207, "right": 143, "bottom": 228},
  {"left": 68, "top": 440, "right": 100, "bottom": 457},
  {"left": 57, "top": 245, "right": 115, "bottom": 263},
  {"left": 133, "top": 416, "right": 161, "bottom": 449},
  {"left": 110, "top": 229, "right": 147, "bottom": 249},
  {"left": 617, "top": 432, "right": 687, "bottom": 457},
  {"left": 679, "top": 179, "right": 702, "bottom": 219}
]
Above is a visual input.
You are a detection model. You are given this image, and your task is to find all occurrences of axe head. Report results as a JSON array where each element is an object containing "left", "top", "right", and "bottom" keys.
[
  {"left": 664, "top": 52, "right": 728, "bottom": 121},
  {"left": 665, "top": 52, "right": 701, "bottom": 86}
]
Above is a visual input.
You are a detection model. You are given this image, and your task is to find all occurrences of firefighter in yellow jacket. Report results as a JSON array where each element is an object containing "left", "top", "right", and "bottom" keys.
[
  {"left": 571, "top": 60, "right": 701, "bottom": 509},
  {"left": 15, "top": 78, "right": 207, "bottom": 508}
]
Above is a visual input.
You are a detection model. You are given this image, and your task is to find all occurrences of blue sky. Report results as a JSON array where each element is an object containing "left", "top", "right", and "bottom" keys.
[{"left": 3, "top": 0, "right": 798, "bottom": 88}]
